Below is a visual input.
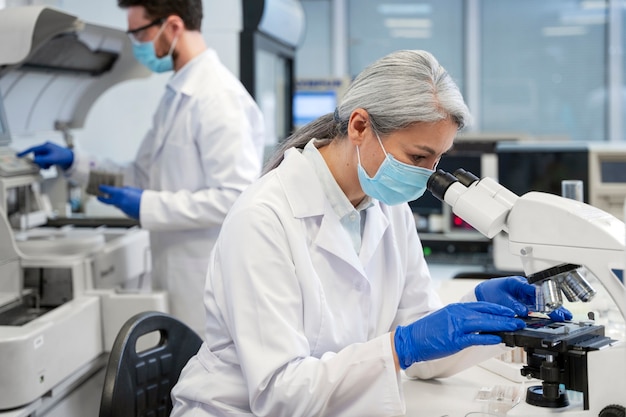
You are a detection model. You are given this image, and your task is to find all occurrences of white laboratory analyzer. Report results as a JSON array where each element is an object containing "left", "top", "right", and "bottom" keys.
[{"left": 0, "top": 6, "right": 168, "bottom": 414}]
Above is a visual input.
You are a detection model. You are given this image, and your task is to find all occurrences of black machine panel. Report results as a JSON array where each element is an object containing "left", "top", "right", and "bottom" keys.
[{"left": 497, "top": 144, "right": 589, "bottom": 203}]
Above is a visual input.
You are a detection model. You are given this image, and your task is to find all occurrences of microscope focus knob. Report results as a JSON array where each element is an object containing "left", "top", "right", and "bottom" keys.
[{"left": 599, "top": 404, "right": 626, "bottom": 417}]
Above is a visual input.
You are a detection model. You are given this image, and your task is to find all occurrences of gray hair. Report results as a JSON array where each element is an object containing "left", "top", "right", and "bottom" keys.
[{"left": 263, "top": 49, "right": 472, "bottom": 173}]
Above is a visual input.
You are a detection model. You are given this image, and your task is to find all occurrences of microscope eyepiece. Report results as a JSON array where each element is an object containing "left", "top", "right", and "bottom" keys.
[
  {"left": 452, "top": 168, "right": 479, "bottom": 187},
  {"left": 426, "top": 169, "right": 458, "bottom": 201}
]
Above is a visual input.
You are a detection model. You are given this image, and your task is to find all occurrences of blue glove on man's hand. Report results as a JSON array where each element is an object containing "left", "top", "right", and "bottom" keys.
[
  {"left": 17, "top": 141, "right": 74, "bottom": 170},
  {"left": 475, "top": 276, "right": 573, "bottom": 322},
  {"left": 394, "top": 302, "right": 525, "bottom": 369},
  {"left": 97, "top": 185, "right": 143, "bottom": 220}
]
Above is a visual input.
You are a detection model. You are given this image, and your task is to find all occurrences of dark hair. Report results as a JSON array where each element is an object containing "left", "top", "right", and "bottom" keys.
[{"left": 117, "top": 0, "right": 203, "bottom": 31}]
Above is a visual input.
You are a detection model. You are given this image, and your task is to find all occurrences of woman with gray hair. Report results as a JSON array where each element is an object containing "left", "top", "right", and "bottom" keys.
[
  {"left": 170, "top": 50, "right": 564, "bottom": 417},
  {"left": 264, "top": 49, "right": 470, "bottom": 173}
]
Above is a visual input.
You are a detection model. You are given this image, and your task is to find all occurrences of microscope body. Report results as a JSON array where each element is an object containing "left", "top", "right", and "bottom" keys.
[
  {"left": 497, "top": 317, "right": 614, "bottom": 412},
  {"left": 428, "top": 169, "right": 626, "bottom": 416}
]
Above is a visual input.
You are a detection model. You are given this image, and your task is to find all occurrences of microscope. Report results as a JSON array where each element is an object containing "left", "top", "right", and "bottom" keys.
[{"left": 428, "top": 169, "right": 626, "bottom": 417}]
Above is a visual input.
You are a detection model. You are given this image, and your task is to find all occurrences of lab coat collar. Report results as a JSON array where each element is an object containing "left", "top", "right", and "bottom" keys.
[
  {"left": 278, "top": 147, "right": 326, "bottom": 218},
  {"left": 279, "top": 148, "right": 360, "bottom": 271},
  {"left": 150, "top": 49, "right": 217, "bottom": 162},
  {"left": 313, "top": 204, "right": 391, "bottom": 279},
  {"left": 278, "top": 147, "right": 390, "bottom": 277},
  {"left": 359, "top": 203, "right": 389, "bottom": 267},
  {"left": 167, "top": 48, "right": 218, "bottom": 97}
]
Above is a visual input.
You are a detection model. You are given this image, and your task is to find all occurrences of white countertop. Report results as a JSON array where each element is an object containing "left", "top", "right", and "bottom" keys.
[{"left": 401, "top": 361, "right": 587, "bottom": 417}]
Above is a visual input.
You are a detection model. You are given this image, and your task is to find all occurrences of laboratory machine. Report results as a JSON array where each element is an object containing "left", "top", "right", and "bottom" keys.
[
  {"left": 0, "top": 6, "right": 167, "bottom": 413},
  {"left": 494, "top": 141, "right": 626, "bottom": 272},
  {"left": 496, "top": 141, "right": 626, "bottom": 219},
  {"left": 428, "top": 168, "right": 626, "bottom": 417}
]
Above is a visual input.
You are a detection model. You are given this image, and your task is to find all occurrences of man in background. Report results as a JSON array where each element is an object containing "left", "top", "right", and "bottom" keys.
[{"left": 19, "top": 0, "right": 266, "bottom": 336}]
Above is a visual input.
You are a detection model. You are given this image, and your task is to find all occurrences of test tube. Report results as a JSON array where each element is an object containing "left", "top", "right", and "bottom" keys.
[{"left": 561, "top": 180, "right": 584, "bottom": 202}]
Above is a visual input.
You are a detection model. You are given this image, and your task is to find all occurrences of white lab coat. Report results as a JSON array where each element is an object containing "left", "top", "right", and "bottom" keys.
[
  {"left": 69, "top": 49, "right": 265, "bottom": 335},
  {"left": 171, "top": 147, "right": 467, "bottom": 417}
]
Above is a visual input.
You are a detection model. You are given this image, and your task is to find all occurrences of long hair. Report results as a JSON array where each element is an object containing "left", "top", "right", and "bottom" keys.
[{"left": 264, "top": 50, "right": 472, "bottom": 173}]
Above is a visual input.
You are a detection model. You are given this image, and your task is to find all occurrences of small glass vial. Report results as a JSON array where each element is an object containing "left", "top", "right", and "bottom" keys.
[{"left": 561, "top": 180, "right": 584, "bottom": 202}]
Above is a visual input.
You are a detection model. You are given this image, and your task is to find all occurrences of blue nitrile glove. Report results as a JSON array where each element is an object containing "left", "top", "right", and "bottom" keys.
[
  {"left": 394, "top": 302, "right": 525, "bottom": 369},
  {"left": 547, "top": 307, "right": 573, "bottom": 322},
  {"left": 475, "top": 276, "right": 573, "bottom": 322},
  {"left": 97, "top": 185, "right": 143, "bottom": 220},
  {"left": 17, "top": 141, "right": 74, "bottom": 170}
]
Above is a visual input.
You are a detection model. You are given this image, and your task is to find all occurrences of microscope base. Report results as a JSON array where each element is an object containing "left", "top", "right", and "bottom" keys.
[{"left": 526, "top": 385, "right": 569, "bottom": 408}]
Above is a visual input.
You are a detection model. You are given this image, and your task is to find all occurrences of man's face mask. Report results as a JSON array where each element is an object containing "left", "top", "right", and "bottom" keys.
[
  {"left": 357, "top": 131, "right": 434, "bottom": 205},
  {"left": 131, "top": 21, "right": 178, "bottom": 73}
]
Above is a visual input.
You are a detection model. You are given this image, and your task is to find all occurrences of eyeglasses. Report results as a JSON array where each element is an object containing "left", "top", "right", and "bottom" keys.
[{"left": 126, "top": 18, "right": 164, "bottom": 43}]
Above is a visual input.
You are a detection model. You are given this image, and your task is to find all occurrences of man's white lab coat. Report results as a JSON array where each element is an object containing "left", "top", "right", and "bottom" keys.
[{"left": 70, "top": 49, "right": 265, "bottom": 335}]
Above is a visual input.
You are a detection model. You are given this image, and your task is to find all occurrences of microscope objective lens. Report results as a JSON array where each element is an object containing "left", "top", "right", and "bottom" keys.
[
  {"left": 531, "top": 283, "right": 559, "bottom": 314},
  {"left": 535, "top": 287, "right": 546, "bottom": 313},
  {"left": 556, "top": 274, "right": 579, "bottom": 302},
  {"left": 541, "top": 280, "right": 563, "bottom": 311},
  {"left": 563, "top": 271, "right": 596, "bottom": 302}
]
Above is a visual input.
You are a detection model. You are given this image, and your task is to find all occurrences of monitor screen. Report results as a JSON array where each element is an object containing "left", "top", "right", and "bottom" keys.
[
  {"left": 293, "top": 90, "right": 337, "bottom": 128},
  {"left": 600, "top": 160, "right": 626, "bottom": 183},
  {"left": 497, "top": 147, "right": 589, "bottom": 202}
]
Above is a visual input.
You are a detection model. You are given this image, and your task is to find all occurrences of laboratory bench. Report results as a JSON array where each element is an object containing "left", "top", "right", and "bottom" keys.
[
  {"left": 0, "top": 266, "right": 502, "bottom": 417},
  {"left": 0, "top": 265, "right": 501, "bottom": 417},
  {"left": 0, "top": 356, "right": 106, "bottom": 417},
  {"left": 400, "top": 361, "right": 592, "bottom": 417}
]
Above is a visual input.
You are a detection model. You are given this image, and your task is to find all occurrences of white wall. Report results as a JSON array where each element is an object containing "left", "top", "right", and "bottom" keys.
[
  {"left": 296, "top": 0, "right": 332, "bottom": 78},
  {"left": 202, "top": 0, "right": 242, "bottom": 76}
]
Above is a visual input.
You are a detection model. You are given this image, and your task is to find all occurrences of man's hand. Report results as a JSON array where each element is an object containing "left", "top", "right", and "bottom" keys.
[
  {"left": 98, "top": 185, "right": 143, "bottom": 220},
  {"left": 17, "top": 142, "right": 74, "bottom": 170}
]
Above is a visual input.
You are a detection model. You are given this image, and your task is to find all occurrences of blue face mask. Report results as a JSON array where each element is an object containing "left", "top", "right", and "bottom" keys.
[
  {"left": 131, "top": 23, "right": 178, "bottom": 73},
  {"left": 357, "top": 132, "right": 434, "bottom": 205}
]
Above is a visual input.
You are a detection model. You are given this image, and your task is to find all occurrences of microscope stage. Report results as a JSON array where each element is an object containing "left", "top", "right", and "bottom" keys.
[{"left": 496, "top": 317, "right": 613, "bottom": 352}]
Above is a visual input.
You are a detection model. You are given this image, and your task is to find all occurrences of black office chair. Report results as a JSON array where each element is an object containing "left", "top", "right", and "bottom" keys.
[{"left": 99, "top": 311, "right": 203, "bottom": 417}]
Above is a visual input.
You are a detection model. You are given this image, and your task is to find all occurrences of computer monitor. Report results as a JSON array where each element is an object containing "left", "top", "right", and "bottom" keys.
[
  {"left": 0, "top": 94, "right": 11, "bottom": 146},
  {"left": 292, "top": 90, "right": 337, "bottom": 128},
  {"left": 496, "top": 143, "right": 589, "bottom": 203},
  {"left": 494, "top": 142, "right": 590, "bottom": 271}
]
